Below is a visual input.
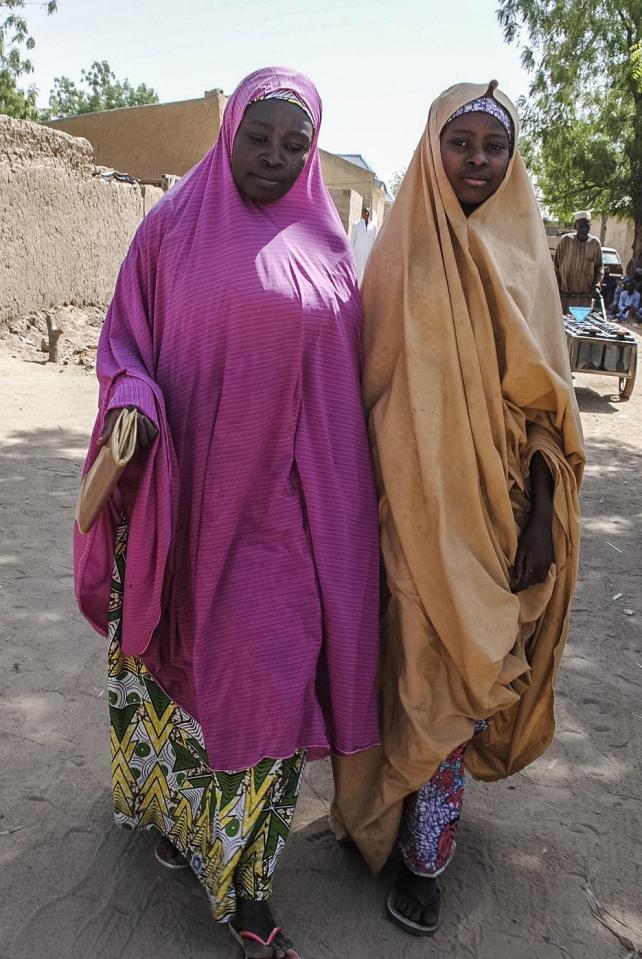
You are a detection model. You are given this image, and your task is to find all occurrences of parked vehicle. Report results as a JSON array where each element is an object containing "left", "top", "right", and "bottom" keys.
[{"left": 602, "top": 247, "right": 623, "bottom": 277}]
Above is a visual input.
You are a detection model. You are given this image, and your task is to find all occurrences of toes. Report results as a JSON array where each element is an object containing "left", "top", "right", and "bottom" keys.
[
  {"left": 275, "top": 936, "right": 296, "bottom": 958},
  {"left": 396, "top": 892, "right": 409, "bottom": 916},
  {"left": 410, "top": 902, "right": 423, "bottom": 923},
  {"left": 402, "top": 895, "right": 420, "bottom": 922},
  {"left": 274, "top": 934, "right": 297, "bottom": 959},
  {"left": 239, "top": 944, "right": 271, "bottom": 959},
  {"left": 393, "top": 883, "right": 437, "bottom": 926}
]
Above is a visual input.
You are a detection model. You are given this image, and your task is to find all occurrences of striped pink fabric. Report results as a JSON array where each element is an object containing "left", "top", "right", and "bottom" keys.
[{"left": 74, "top": 67, "right": 381, "bottom": 771}]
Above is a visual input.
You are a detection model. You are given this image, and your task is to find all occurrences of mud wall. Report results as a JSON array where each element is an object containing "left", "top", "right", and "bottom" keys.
[{"left": 0, "top": 115, "right": 162, "bottom": 324}]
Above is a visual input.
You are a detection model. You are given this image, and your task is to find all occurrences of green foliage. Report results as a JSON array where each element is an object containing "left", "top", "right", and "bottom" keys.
[
  {"left": 0, "top": 6, "right": 157, "bottom": 122},
  {"left": 45, "top": 60, "right": 159, "bottom": 119},
  {"left": 390, "top": 167, "right": 406, "bottom": 198},
  {"left": 498, "top": 0, "right": 642, "bottom": 252},
  {"left": 0, "top": 66, "right": 37, "bottom": 118},
  {"left": 632, "top": 40, "right": 642, "bottom": 90},
  {"left": 520, "top": 94, "right": 633, "bottom": 222},
  {"left": 0, "top": 0, "right": 57, "bottom": 119}
]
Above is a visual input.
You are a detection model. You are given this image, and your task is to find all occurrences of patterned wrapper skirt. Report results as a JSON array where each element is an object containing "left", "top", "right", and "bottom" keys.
[
  {"left": 108, "top": 523, "right": 306, "bottom": 922},
  {"left": 398, "top": 719, "right": 491, "bottom": 877}
]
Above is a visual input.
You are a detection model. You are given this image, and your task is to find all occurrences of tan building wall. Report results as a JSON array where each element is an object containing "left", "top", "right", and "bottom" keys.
[
  {"left": 45, "top": 94, "right": 388, "bottom": 232},
  {"left": 319, "top": 150, "right": 386, "bottom": 228},
  {"left": 328, "top": 187, "right": 365, "bottom": 234},
  {"left": 0, "top": 115, "right": 162, "bottom": 325},
  {"left": 595, "top": 215, "right": 635, "bottom": 269},
  {"left": 46, "top": 90, "right": 227, "bottom": 183}
]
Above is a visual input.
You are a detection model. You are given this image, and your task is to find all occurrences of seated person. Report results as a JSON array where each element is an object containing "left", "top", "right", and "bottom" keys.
[{"left": 618, "top": 279, "right": 642, "bottom": 321}]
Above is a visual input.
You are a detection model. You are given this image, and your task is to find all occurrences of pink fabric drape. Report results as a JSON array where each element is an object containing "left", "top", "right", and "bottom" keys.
[{"left": 74, "top": 67, "right": 380, "bottom": 771}]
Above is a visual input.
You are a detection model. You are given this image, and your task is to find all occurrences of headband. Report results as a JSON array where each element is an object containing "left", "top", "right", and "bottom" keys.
[{"left": 446, "top": 96, "right": 514, "bottom": 149}]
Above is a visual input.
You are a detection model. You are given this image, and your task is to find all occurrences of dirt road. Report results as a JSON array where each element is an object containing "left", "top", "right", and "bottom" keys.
[{"left": 1, "top": 350, "right": 640, "bottom": 959}]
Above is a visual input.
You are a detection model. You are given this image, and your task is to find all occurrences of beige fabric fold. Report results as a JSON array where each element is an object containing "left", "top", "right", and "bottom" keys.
[{"left": 333, "top": 82, "right": 585, "bottom": 874}]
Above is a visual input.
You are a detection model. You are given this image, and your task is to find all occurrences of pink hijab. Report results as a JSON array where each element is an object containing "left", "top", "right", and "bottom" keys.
[{"left": 74, "top": 67, "right": 381, "bottom": 771}]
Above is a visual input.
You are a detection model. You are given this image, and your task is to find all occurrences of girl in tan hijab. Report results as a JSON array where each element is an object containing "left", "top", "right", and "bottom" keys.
[{"left": 332, "top": 82, "right": 585, "bottom": 936}]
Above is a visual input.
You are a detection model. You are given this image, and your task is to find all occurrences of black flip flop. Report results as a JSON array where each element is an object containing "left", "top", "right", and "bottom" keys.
[{"left": 386, "top": 879, "right": 441, "bottom": 937}]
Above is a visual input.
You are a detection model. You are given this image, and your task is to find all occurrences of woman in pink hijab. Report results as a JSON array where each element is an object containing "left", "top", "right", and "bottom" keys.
[{"left": 74, "top": 67, "right": 380, "bottom": 958}]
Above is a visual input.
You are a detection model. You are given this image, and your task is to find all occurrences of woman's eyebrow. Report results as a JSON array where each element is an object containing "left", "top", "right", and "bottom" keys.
[
  {"left": 245, "top": 120, "right": 310, "bottom": 140},
  {"left": 245, "top": 119, "right": 275, "bottom": 130}
]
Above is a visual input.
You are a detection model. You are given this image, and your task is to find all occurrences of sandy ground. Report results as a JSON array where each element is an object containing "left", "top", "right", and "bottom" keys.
[{"left": 0, "top": 342, "right": 641, "bottom": 959}]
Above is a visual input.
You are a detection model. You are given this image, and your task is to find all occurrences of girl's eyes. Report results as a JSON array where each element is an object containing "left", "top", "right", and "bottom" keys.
[
  {"left": 449, "top": 139, "right": 507, "bottom": 152},
  {"left": 285, "top": 144, "right": 306, "bottom": 153},
  {"left": 248, "top": 134, "right": 267, "bottom": 144}
]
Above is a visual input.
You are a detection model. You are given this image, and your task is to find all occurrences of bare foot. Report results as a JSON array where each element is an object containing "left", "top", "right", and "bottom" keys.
[
  {"left": 154, "top": 836, "right": 189, "bottom": 870},
  {"left": 388, "top": 862, "right": 441, "bottom": 935},
  {"left": 232, "top": 899, "right": 298, "bottom": 958}
]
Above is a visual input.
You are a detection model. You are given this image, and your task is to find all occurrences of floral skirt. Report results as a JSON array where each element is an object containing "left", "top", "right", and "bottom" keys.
[
  {"left": 108, "top": 523, "right": 306, "bottom": 922},
  {"left": 399, "top": 720, "right": 490, "bottom": 877}
]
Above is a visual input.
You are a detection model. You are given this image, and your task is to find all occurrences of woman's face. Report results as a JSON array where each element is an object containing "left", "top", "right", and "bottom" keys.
[
  {"left": 440, "top": 111, "right": 511, "bottom": 210},
  {"left": 231, "top": 99, "right": 314, "bottom": 204}
]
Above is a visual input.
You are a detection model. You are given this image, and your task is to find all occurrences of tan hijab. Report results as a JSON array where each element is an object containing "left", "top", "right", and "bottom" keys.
[{"left": 332, "top": 82, "right": 585, "bottom": 874}]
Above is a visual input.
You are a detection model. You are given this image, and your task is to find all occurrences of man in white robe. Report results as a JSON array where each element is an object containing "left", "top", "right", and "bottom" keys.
[{"left": 350, "top": 207, "right": 378, "bottom": 283}]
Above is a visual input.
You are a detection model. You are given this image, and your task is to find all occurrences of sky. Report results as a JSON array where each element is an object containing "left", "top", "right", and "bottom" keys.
[{"left": 24, "top": 0, "right": 531, "bottom": 186}]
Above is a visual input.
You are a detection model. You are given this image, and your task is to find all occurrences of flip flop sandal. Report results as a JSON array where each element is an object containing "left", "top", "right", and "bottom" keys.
[
  {"left": 154, "top": 837, "right": 189, "bottom": 870},
  {"left": 386, "top": 881, "right": 441, "bottom": 937},
  {"left": 229, "top": 924, "right": 301, "bottom": 958}
]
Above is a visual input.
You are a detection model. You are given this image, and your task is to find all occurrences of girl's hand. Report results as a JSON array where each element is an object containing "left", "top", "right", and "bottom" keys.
[
  {"left": 98, "top": 406, "right": 158, "bottom": 450},
  {"left": 510, "top": 512, "right": 554, "bottom": 592},
  {"left": 510, "top": 449, "right": 555, "bottom": 593}
]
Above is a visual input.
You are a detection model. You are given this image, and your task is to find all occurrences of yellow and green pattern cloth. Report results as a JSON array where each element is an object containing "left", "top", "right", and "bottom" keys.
[{"left": 108, "top": 523, "right": 306, "bottom": 922}]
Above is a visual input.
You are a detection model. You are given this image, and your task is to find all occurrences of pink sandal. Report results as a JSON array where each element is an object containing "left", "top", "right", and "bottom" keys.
[{"left": 229, "top": 924, "right": 300, "bottom": 958}]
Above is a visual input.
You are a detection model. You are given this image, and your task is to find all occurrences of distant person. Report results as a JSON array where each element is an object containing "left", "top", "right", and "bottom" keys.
[
  {"left": 350, "top": 206, "right": 378, "bottom": 283},
  {"left": 601, "top": 266, "right": 618, "bottom": 314},
  {"left": 74, "top": 67, "right": 380, "bottom": 959},
  {"left": 618, "top": 279, "right": 641, "bottom": 321},
  {"left": 554, "top": 212, "right": 603, "bottom": 314},
  {"left": 612, "top": 274, "right": 626, "bottom": 312}
]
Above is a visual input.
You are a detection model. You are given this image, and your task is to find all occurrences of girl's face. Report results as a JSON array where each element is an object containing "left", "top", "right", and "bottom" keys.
[
  {"left": 231, "top": 100, "right": 314, "bottom": 205},
  {"left": 440, "top": 111, "right": 511, "bottom": 210}
]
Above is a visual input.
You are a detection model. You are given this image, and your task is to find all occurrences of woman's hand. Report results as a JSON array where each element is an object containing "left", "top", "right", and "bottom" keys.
[
  {"left": 98, "top": 405, "right": 159, "bottom": 450},
  {"left": 510, "top": 450, "right": 554, "bottom": 593}
]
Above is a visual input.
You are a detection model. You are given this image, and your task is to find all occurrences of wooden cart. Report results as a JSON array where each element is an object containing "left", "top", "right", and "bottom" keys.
[{"left": 564, "top": 318, "right": 638, "bottom": 400}]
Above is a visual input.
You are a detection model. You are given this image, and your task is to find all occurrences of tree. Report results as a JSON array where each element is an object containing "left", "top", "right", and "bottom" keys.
[
  {"left": 498, "top": 0, "right": 642, "bottom": 268},
  {"left": 390, "top": 168, "right": 407, "bottom": 198},
  {"left": 45, "top": 60, "right": 159, "bottom": 118},
  {"left": 0, "top": 0, "right": 57, "bottom": 120}
]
